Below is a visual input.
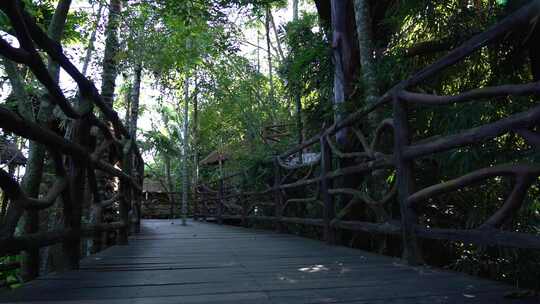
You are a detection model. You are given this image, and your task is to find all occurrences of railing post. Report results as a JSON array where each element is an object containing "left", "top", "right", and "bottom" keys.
[
  {"left": 135, "top": 191, "right": 141, "bottom": 233},
  {"left": 62, "top": 117, "right": 91, "bottom": 271},
  {"left": 118, "top": 184, "right": 129, "bottom": 245},
  {"left": 201, "top": 190, "right": 207, "bottom": 222},
  {"left": 21, "top": 209, "right": 39, "bottom": 281},
  {"left": 88, "top": 167, "right": 103, "bottom": 253},
  {"left": 218, "top": 179, "right": 224, "bottom": 224},
  {"left": 393, "top": 93, "right": 423, "bottom": 265},
  {"left": 320, "top": 136, "right": 335, "bottom": 244},
  {"left": 273, "top": 158, "right": 284, "bottom": 232}
]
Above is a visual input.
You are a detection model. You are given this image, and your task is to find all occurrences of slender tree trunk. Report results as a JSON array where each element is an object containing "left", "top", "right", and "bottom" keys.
[
  {"left": 192, "top": 81, "right": 199, "bottom": 220},
  {"left": 82, "top": 3, "right": 104, "bottom": 76},
  {"left": 257, "top": 30, "right": 261, "bottom": 73},
  {"left": 292, "top": 0, "right": 303, "bottom": 161},
  {"left": 100, "top": 0, "right": 123, "bottom": 108},
  {"left": 353, "top": 0, "right": 378, "bottom": 106},
  {"left": 130, "top": 64, "right": 142, "bottom": 224},
  {"left": 331, "top": 0, "right": 349, "bottom": 145},
  {"left": 181, "top": 77, "right": 190, "bottom": 226},
  {"left": 124, "top": 83, "right": 132, "bottom": 127},
  {"left": 165, "top": 155, "right": 174, "bottom": 220},
  {"left": 130, "top": 64, "right": 142, "bottom": 140},
  {"left": 96, "top": 0, "right": 123, "bottom": 244},
  {"left": 269, "top": 11, "right": 285, "bottom": 62},
  {"left": 266, "top": 6, "right": 276, "bottom": 118}
]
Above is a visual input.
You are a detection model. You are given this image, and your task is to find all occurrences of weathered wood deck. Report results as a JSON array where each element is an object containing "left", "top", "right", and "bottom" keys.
[{"left": 1, "top": 220, "right": 537, "bottom": 303}]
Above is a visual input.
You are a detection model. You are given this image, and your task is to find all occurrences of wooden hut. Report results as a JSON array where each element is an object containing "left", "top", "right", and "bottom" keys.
[{"left": 141, "top": 178, "right": 173, "bottom": 219}]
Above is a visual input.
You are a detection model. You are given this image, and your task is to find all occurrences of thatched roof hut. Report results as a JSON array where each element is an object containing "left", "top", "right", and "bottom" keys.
[
  {"left": 199, "top": 150, "right": 229, "bottom": 166},
  {"left": 0, "top": 138, "right": 26, "bottom": 166},
  {"left": 142, "top": 178, "right": 168, "bottom": 193}
]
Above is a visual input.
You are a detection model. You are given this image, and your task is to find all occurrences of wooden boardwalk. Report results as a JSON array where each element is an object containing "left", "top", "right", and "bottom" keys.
[{"left": 1, "top": 220, "right": 537, "bottom": 303}]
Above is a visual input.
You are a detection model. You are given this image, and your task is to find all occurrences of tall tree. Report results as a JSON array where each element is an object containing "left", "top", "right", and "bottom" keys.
[
  {"left": 181, "top": 77, "right": 190, "bottom": 226},
  {"left": 329, "top": 0, "right": 359, "bottom": 146},
  {"left": 100, "top": 0, "right": 123, "bottom": 108},
  {"left": 266, "top": 6, "right": 276, "bottom": 120},
  {"left": 82, "top": 2, "right": 104, "bottom": 77},
  {"left": 291, "top": 0, "right": 304, "bottom": 161},
  {"left": 353, "top": 0, "right": 378, "bottom": 107},
  {"left": 192, "top": 79, "right": 199, "bottom": 220}
]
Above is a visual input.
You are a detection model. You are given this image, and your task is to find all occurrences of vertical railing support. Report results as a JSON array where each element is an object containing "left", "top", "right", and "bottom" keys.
[
  {"left": 62, "top": 117, "right": 91, "bottom": 270},
  {"left": 393, "top": 93, "right": 423, "bottom": 265},
  {"left": 118, "top": 185, "right": 130, "bottom": 245},
  {"left": 273, "top": 158, "right": 284, "bottom": 232},
  {"left": 201, "top": 189, "right": 207, "bottom": 222},
  {"left": 21, "top": 209, "right": 39, "bottom": 280},
  {"left": 135, "top": 191, "right": 142, "bottom": 233},
  {"left": 320, "top": 136, "right": 335, "bottom": 244}
]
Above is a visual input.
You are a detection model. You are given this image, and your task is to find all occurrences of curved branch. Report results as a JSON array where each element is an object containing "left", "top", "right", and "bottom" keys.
[
  {"left": 24, "top": 178, "right": 67, "bottom": 210},
  {"left": 351, "top": 128, "right": 373, "bottom": 156},
  {"left": 516, "top": 128, "right": 540, "bottom": 149},
  {"left": 0, "top": 106, "right": 142, "bottom": 192},
  {"left": 369, "top": 119, "right": 394, "bottom": 152},
  {"left": 0, "top": 37, "right": 30, "bottom": 63},
  {"left": 399, "top": 82, "right": 540, "bottom": 106},
  {"left": 408, "top": 164, "right": 540, "bottom": 208},
  {"left": 481, "top": 174, "right": 535, "bottom": 229},
  {"left": 404, "top": 105, "right": 540, "bottom": 160},
  {"left": 0, "top": 1, "right": 82, "bottom": 118},
  {"left": 326, "top": 134, "right": 370, "bottom": 159}
]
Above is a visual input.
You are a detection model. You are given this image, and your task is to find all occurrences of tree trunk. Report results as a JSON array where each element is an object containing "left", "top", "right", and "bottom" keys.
[
  {"left": 124, "top": 83, "right": 132, "bottom": 128},
  {"left": 100, "top": 0, "right": 123, "bottom": 108},
  {"left": 95, "top": 0, "right": 123, "bottom": 244},
  {"left": 82, "top": 2, "right": 104, "bottom": 76},
  {"left": 330, "top": 0, "right": 359, "bottom": 146},
  {"left": 130, "top": 64, "right": 142, "bottom": 140},
  {"left": 165, "top": 155, "right": 175, "bottom": 220},
  {"left": 266, "top": 6, "right": 276, "bottom": 119},
  {"left": 192, "top": 80, "right": 199, "bottom": 220},
  {"left": 269, "top": 11, "right": 285, "bottom": 62},
  {"left": 353, "top": 0, "right": 378, "bottom": 106},
  {"left": 181, "top": 77, "right": 190, "bottom": 226},
  {"left": 292, "top": 0, "right": 303, "bottom": 158}
]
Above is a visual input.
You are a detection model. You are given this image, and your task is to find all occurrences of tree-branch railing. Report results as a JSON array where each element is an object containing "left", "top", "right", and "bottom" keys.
[
  {"left": 197, "top": 1, "right": 540, "bottom": 265},
  {"left": 0, "top": 0, "right": 143, "bottom": 275}
]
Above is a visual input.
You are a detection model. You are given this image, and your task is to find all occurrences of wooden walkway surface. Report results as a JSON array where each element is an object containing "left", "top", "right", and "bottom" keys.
[{"left": 1, "top": 220, "right": 537, "bottom": 303}]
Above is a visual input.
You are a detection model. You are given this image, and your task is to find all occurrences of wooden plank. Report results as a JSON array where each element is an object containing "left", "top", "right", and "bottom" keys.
[{"left": 0, "top": 220, "right": 536, "bottom": 303}]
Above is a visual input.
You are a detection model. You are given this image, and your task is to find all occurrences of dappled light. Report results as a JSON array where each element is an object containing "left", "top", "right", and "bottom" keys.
[{"left": 298, "top": 264, "right": 329, "bottom": 273}]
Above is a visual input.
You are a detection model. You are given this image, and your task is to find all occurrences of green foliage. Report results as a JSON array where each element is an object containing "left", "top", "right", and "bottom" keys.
[
  {"left": 0, "top": 256, "right": 21, "bottom": 290},
  {"left": 279, "top": 13, "right": 333, "bottom": 137}
]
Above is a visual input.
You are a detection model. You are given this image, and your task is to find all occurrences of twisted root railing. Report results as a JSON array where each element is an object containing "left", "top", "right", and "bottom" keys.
[
  {"left": 0, "top": 1, "right": 143, "bottom": 276},
  {"left": 197, "top": 1, "right": 540, "bottom": 265}
]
